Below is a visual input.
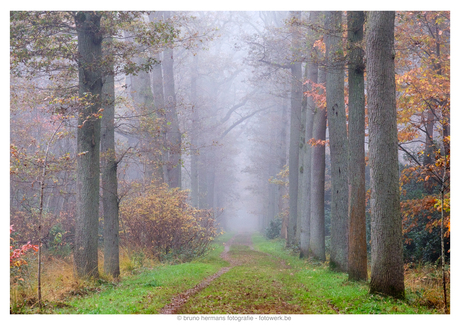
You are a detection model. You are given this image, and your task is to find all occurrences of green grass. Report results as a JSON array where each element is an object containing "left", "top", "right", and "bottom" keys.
[
  {"left": 179, "top": 243, "right": 309, "bottom": 313},
  {"left": 252, "top": 233, "right": 439, "bottom": 314},
  {"left": 51, "top": 233, "right": 233, "bottom": 314},
  {"left": 22, "top": 232, "right": 442, "bottom": 314}
]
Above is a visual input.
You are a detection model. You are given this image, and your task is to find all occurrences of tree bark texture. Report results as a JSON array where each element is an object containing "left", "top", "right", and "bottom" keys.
[
  {"left": 287, "top": 11, "right": 302, "bottom": 247},
  {"left": 74, "top": 12, "right": 102, "bottom": 278},
  {"left": 347, "top": 11, "right": 367, "bottom": 281},
  {"left": 310, "top": 64, "right": 327, "bottom": 261},
  {"left": 367, "top": 11, "right": 405, "bottom": 298},
  {"left": 163, "top": 11, "right": 182, "bottom": 189},
  {"left": 101, "top": 60, "right": 120, "bottom": 278},
  {"left": 325, "top": 11, "right": 349, "bottom": 272}
]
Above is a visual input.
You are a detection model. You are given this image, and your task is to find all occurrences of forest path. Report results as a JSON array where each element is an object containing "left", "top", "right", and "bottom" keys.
[
  {"left": 160, "top": 233, "right": 241, "bottom": 313},
  {"left": 161, "top": 232, "right": 304, "bottom": 314},
  {"left": 51, "top": 233, "right": 435, "bottom": 314}
]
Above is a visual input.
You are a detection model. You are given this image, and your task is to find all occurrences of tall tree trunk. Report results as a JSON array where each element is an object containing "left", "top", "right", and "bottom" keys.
[
  {"left": 190, "top": 54, "right": 199, "bottom": 207},
  {"left": 300, "top": 11, "right": 319, "bottom": 258},
  {"left": 310, "top": 63, "right": 327, "bottom": 261},
  {"left": 74, "top": 12, "right": 102, "bottom": 278},
  {"left": 326, "top": 11, "right": 349, "bottom": 272},
  {"left": 367, "top": 11, "right": 405, "bottom": 298},
  {"left": 297, "top": 67, "right": 307, "bottom": 245},
  {"left": 163, "top": 11, "right": 181, "bottom": 189},
  {"left": 268, "top": 123, "right": 278, "bottom": 227},
  {"left": 287, "top": 11, "right": 302, "bottom": 247},
  {"left": 148, "top": 12, "right": 167, "bottom": 183},
  {"left": 347, "top": 11, "right": 367, "bottom": 281},
  {"left": 296, "top": 11, "right": 309, "bottom": 243},
  {"left": 206, "top": 160, "right": 215, "bottom": 210},
  {"left": 198, "top": 148, "right": 208, "bottom": 209},
  {"left": 279, "top": 96, "right": 288, "bottom": 238},
  {"left": 101, "top": 55, "right": 120, "bottom": 278},
  {"left": 129, "top": 55, "right": 157, "bottom": 183}
]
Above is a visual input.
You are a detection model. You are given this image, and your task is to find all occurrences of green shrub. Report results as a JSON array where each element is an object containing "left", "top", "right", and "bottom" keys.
[{"left": 265, "top": 218, "right": 282, "bottom": 239}]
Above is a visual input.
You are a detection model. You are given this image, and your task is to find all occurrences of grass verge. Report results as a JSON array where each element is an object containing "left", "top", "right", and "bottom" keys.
[
  {"left": 12, "top": 232, "right": 233, "bottom": 314},
  {"left": 252, "top": 233, "right": 442, "bottom": 314}
]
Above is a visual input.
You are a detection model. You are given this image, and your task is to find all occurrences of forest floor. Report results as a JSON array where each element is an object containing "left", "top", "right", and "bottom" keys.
[{"left": 28, "top": 232, "right": 442, "bottom": 314}]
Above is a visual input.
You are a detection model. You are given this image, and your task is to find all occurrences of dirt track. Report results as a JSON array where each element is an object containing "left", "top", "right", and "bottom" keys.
[{"left": 160, "top": 233, "right": 252, "bottom": 314}]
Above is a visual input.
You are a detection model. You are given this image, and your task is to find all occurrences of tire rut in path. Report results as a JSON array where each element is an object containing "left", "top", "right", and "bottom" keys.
[{"left": 160, "top": 233, "right": 250, "bottom": 314}]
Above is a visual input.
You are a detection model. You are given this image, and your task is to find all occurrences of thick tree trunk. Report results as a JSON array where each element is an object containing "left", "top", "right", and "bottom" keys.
[
  {"left": 287, "top": 11, "right": 302, "bottom": 247},
  {"left": 347, "top": 11, "right": 367, "bottom": 281},
  {"left": 74, "top": 12, "right": 102, "bottom": 278},
  {"left": 367, "top": 11, "right": 405, "bottom": 298},
  {"left": 163, "top": 11, "right": 181, "bottom": 189},
  {"left": 326, "top": 11, "right": 349, "bottom": 272},
  {"left": 310, "top": 65, "right": 327, "bottom": 261},
  {"left": 101, "top": 60, "right": 120, "bottom": 278}
]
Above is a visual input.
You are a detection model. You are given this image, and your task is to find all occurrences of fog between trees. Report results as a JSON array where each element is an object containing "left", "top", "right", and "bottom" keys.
[{"left": 10, "top": 11, "right": 449, "bottom": 303}]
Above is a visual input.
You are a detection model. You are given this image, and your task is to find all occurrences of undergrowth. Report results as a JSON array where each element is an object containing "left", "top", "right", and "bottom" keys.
[{"left": 10, "top": 232, "right": 233, "bottom": 314}]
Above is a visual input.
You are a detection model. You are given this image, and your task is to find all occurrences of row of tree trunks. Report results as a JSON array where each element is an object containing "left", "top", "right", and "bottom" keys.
[
  {"left": 289, "top": 11, "right": 404, "bottom": 299},
  {"left": 74, "top": 11, "right": 184, "bottom": 279}
]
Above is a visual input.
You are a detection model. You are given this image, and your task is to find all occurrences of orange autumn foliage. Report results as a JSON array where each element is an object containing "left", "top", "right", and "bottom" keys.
[
  {"left": 395, "top": 11, "right": 450, "bottom": 248},
  {"left": 120, "top": 182, "right": 220, "bottom": 261}
]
